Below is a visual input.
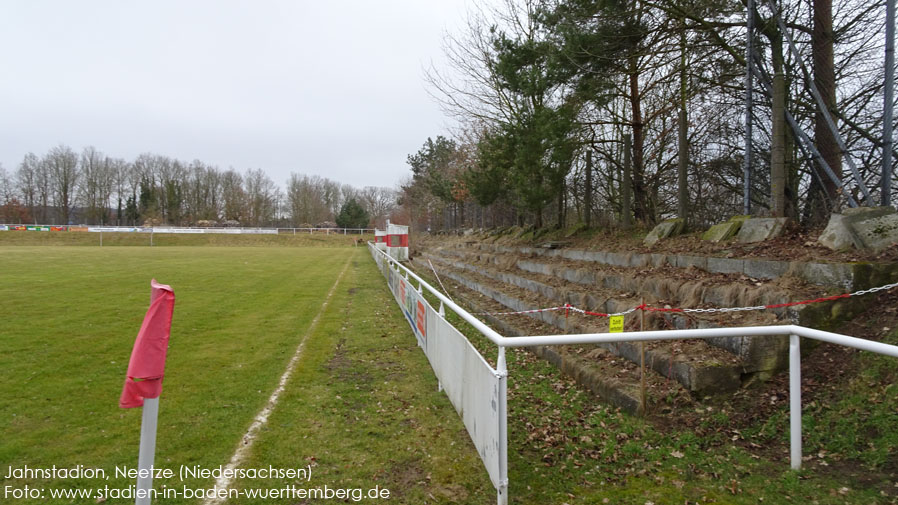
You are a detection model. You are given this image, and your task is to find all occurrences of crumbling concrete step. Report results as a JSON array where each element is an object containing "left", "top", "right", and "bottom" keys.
[
  {"left": 421, "top": 251, "right": 789, "bottom": 378},
  {"left": 434, "top": 246, "right": 807, "bottom": 313},
  {"left": 414, "top": 256, "right": 747, "bottom": 395},
  {"left": 480, "top": 310, "right": 646, "bottom": 414},
  {"left": 428, "top": 244, "right": 874, "bottom": 334},
  {"left": 443, "top": 242, "right": 898, "bottom": 290},
  {"left": 427, "top": 269, "right": 687, "bottom": 415}
]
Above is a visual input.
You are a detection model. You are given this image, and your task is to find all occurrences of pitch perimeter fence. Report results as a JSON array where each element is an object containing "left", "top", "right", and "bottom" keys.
[
  {"left": 369, "top": 242, "right": 898, "bottom": 505},
  {"left": 369, "top": 242, "right": 507, "bottom": 494}
]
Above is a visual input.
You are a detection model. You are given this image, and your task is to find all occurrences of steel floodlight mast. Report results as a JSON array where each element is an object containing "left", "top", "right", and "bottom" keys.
[{"left": 885, "top": 0, "right": 895, "bottom": 207}]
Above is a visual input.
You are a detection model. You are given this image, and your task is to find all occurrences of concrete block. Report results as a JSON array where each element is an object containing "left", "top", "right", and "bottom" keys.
[
  {"left": 649, "top": 254, "right": 670, "bottom": 267},
  {"left": 702, "top": 220, "right": 743, "bottom": 242},
  {"left": 565, "top": 250, "right": 593, "bottom": 262},
  {"left": 518, "top": 260, "right": 553, "bottom": 276},
  {"left": 643, "top": 218, "right": 685, "bottom": 247},
  {"left": 593, "top": 251, "right": 613, "bottom": 264},
  {"left": 843, "top": 206, "right": 896, "bottom": 220},
  {"left": 602, "top": 275, "right": 625, "bottom": 291},
  {"left": 736, "top": 217, "right": 789, "bottom": 243},
  {"left": 585, "top": 293, "right": 605, "bottom": 311},
  {"left": 818, "top": 214, "right": 861, "bottom": 250},
  {"left": 794, "top": 262, "right": 853, "bottom": 289},
  {"left": 605, "top": 252, "right": 631, "bottom": 267},
  {"left": 632, "top": 254, "right": 649, "bottom": 267},
  {"left": 819, "top": 207, "right": 897, "bottom": 251},
  {"left": 676, "top": 255, "right": 709, "bottom": 271},
  {"left": 707, "top": 257, "right": 745, "bottom": 275},
  {"left": 743, "top": 259, "right": 790, "bottom": 279},
  {"left": 851, "top": 212, "right": 898, "bottom": 252}
]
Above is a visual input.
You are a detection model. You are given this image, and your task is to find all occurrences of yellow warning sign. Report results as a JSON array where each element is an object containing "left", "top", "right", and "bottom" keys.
[{"left": 609, "top": 315, "right": 624, "bottom": 333}]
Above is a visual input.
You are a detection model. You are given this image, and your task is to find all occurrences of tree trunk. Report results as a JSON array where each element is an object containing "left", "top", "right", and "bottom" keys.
[
  {"left": 677, "top": 18, "right": 689, "bottom": 224},
  {"left": 628, "top": 57, "right": 648, "bottom": 223},
  {"left": 786, "top": 125, "right": 799, "bottom": 219},
  {"left": 622, "top": 133, "right": 633, "bottom": 228},
  {"left": 810, "top": 0, "right": 839, "bottom": 223},
  {"left": 557, "top": 179, "right": 565, "bottom": 228},
  {"left": 771, "top": 28, "right": 787, "bottom": 217},
  {"left": 585, "top": 150, "right": 593, "bottom": 227}
]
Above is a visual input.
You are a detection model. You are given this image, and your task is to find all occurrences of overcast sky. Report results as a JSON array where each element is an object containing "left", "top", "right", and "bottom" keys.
[{"left": 0, "top": 0, "right": 472, "bottom": 189}]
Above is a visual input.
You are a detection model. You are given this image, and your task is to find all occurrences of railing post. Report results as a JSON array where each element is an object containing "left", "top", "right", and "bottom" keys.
[
  {"left": 497, "top": 347, "right": 509, "bottom": 505},
  {"left": 436, "top": 300, "right": 444, "bottom": 392},
  {"left": 789, "top": 334, "right": 802, "bottom": 470}
]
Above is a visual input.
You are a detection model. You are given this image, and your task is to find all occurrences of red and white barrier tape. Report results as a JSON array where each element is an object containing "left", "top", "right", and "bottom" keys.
[
  {"left": 473, "top": 281, "right": 898, "bottom": 319},
  {"left": 473, "top": 305, "right": 571, "bottom": 316}
]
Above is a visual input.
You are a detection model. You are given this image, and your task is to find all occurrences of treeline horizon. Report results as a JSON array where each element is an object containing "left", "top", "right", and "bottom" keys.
[{"left": 0, "top": 144, "right": 399, "bottom": 228}]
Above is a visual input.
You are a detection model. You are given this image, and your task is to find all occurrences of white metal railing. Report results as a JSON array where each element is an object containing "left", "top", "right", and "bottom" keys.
[
  {"left": 368, "top": 243, "right": 898, "bottom": 505},
  {"left": 369, "top": 243, "right": 509, "bottom": 503}
]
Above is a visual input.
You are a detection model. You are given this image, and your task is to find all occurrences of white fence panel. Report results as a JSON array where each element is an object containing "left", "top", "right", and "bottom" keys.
[
  {"left": 370, "top": 244, "right": 503, "bottom": 490},
  {"left": 88, "top": 226, "right": 146, "bottom": 232},
  {"left": 428, "top": 315, "right": 503, "bottom": 488},
  {"left": 392, "top": 274, "right": 427, "bottom": 350}
]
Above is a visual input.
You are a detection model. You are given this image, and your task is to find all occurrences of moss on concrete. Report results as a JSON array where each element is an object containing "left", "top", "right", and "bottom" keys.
[{"left": 563, "top": 222, "right": 588, "bottom": 238}]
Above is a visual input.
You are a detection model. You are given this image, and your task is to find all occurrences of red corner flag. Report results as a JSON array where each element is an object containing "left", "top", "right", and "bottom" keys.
[{"left": 120, "top": 279, "right": 175, "bottom": 408}]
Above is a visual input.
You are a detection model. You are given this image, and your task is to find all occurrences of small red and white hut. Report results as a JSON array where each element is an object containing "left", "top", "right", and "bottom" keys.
[
  {"left": 386, "top": 220, "right": 409, "bottom": 261},
  {"left": 374, "top": 228, "right": 387, "bottom": 251}
]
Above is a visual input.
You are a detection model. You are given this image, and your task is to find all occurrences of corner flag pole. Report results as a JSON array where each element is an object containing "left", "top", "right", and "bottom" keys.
[
  {"left": 136, "top": 397, "right": 159, "bottom": 505},
  {"left": 120, "top": 279, "right": 175, "bottom": 505}
]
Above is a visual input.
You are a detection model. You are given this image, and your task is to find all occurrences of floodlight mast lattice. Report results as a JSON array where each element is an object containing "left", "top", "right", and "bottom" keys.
[
  {"left": 744, "top": 0, "right": 755, "bottom": 216},
  {"left": 885, "top": 0, "right": 895, "bottom": 207},
  {"left": 745, "top": 0, "right": 896, "bottom": 211}
]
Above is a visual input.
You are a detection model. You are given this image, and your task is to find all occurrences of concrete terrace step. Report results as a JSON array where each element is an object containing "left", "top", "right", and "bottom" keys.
[
  {"left": 415, "top": 264, "right": 689, "bottom": 415},
  {"left": 433, "top": 246, "right": 812, "bottom": 315},
  {"left": 446, "top": 241, "right": 898, "bottom": 291},
  {"left": 420, "top": 249, "right": 791, "bottom": 379},
  {"left": 413, "top": 255, "right": 751, "bottom": 396}
]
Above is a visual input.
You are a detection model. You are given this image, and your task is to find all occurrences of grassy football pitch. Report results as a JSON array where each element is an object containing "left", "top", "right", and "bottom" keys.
[{"left": 0, "top": 245, "right": 492, "bottom": 504}]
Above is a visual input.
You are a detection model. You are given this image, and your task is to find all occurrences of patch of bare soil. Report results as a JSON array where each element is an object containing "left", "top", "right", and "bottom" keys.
[
  {"left": 326, "top": 338, "right": 375, "bottom": 386},
  {"left": 376, "top": 457, "right": 430, "bottom": 501}
]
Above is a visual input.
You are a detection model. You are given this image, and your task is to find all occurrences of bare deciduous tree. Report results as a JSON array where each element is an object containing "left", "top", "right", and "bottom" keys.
[{"left": 45, "top": 145, "right": 79, "bottom": 225}]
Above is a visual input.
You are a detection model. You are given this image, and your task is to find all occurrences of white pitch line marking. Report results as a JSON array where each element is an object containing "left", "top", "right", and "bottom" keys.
[{"left": 204, "top": 255, "right": 353, "bottom": 504}]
